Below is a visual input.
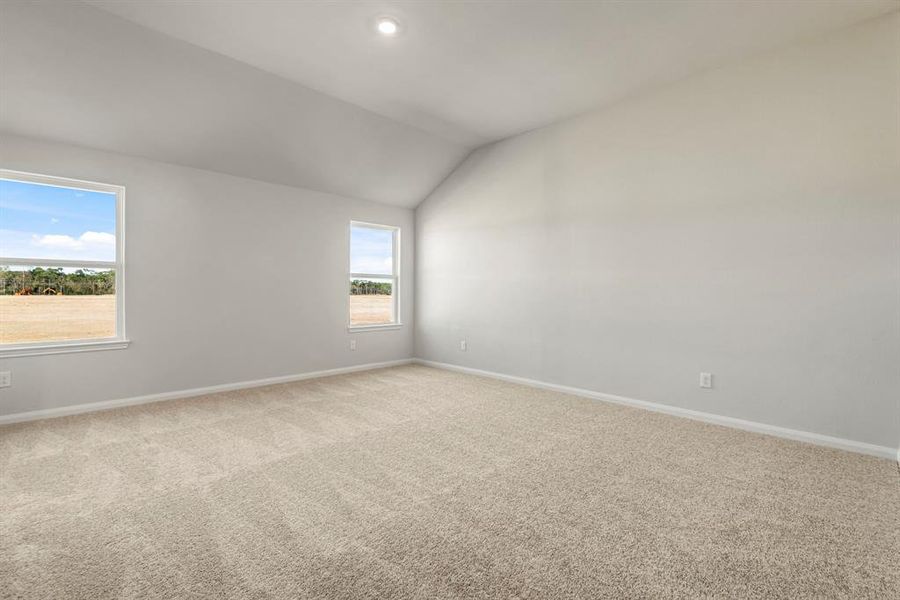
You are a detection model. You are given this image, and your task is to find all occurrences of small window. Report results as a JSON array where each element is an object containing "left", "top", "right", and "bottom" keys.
[
  {"left": 348, "top": 221, "right": 399, "bottom": 328},
  {"left": 0, "top": 170, "right": 127, "bottom": 356}
]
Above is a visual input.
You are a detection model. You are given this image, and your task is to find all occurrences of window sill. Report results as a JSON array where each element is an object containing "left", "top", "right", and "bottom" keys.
[
  {"left": 347, "top": 324, "right": 403, "bottom": 332},
  {"left": 0, "top": 339, "right": 131, "bottom": 359}
]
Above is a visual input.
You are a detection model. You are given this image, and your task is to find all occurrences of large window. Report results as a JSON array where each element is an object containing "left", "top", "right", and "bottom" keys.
[
  {"left": 0, "top": 170, "right": 126, "bottom": 357},
  {"left": 348, "top": 221, "right": 399, "bottom": 329}
]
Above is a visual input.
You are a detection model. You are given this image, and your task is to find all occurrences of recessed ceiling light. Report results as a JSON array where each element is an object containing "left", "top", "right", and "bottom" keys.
[{"left": 376, "top": 17, "right": 399, "bottom": 36}]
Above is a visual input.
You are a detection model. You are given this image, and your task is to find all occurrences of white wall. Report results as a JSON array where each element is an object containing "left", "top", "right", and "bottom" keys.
[
  {"left": 416, "top": 14, "right": 900, "bottom": 449},
  {"left": 0, "top": 135, "right": 414, "bottom": 417}
]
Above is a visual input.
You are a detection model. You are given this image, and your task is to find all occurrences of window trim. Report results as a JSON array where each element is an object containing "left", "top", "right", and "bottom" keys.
[
  {"left": 0, "top": 169, "right": 129, "bottom": 358},
  {"left": 347, "top": 220, "right": 401, "bottom": 331}
]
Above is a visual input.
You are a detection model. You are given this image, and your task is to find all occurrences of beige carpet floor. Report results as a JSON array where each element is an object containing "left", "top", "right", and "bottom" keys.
[{"left": 1, "top": 364, "right": 898, "bottom": 599}]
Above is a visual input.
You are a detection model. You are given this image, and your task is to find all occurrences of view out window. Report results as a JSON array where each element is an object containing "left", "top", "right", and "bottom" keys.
[
  {"left": 349, "top": 222, "right": 399, "bottom": 328},
  {"left": 0, "top": 170, "right": 125, "bottom": 355}
]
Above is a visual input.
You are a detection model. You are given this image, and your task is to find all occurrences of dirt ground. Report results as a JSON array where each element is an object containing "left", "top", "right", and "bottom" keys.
[
  {"left": 0, "top": 295, "right": 116, "bottom": 344},
  {"left": 349, "top": 294, "right": 393, "bottom": 325}
]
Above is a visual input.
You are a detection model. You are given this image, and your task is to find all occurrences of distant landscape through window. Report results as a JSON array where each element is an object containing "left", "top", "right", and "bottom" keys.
[
  {"left": 349, "top": 222, "right": 398, "bottom": 327},
  {"left": 0, "top": 172, "right": 122, "bottom": 346}
]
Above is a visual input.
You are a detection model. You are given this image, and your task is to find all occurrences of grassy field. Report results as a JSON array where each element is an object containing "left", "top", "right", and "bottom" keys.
[
  {"left": 349, "top": 294, "right": 393, "bottom": 325},
  {"left": 0, "top": 294, "right": 393, "bottom": 343},
  {"left": 0, "top": 295, "right": 116, "bottom": 344}
]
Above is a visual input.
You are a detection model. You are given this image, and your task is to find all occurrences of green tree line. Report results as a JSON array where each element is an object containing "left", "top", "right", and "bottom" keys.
[
  {"left": 350, "top": 279, "right": 392, "bottom": 295},
  {"left": 0, "top": 267, "right": 115, "bottom": 295},
  {"left": 2, "top": 270, "right": 385, "bottom": 296}
]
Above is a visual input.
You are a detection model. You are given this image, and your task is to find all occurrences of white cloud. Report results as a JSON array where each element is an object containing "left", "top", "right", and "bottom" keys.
[
  {"left": 77, "top": 231, "right": 116, "bottom": 246},
  {"left": 33, "top": 231, "right": 115, "bottom": 250},
  {"left": 0, "top": 230, "right": 117, "bottom": 262},
  {"left": 50, "top": 218, "right": 60, "bottom": 224},
  {"left": 34, "top": 234, "right": 82, "bottom": 249},
  {"left": 351, "top": 255, "right": 392, "bottom": 275}
]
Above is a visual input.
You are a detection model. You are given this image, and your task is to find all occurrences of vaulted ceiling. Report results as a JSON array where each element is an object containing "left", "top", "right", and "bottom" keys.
[
  {"left": 86, "top": 0, "right": 899, "bottom": 147},
  {"left": 2, "top": 1, "right": 896, "bottom": 207},
  {"left": 0, "top": 1, "right": 467, "bottom": 208}
]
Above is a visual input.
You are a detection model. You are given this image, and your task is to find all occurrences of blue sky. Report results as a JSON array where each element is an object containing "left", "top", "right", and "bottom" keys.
[
  {"left": 350, "top": 225, "right": 393, "bottom": 276},
  {"left": 0, "top": 179, "right": 117, "bottom": 262}
]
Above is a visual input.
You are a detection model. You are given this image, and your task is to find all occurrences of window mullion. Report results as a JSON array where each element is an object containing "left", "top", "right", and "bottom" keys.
[{"left": 0, "top": 257, "right": 117, "bottom": 270}]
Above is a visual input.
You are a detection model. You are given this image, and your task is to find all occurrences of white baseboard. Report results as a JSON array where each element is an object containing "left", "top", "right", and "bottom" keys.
[
  {"left": 414, "top": 359, "right": 898, "bottom": 461},
  {"left": 4, "top": 356, "right": 896, "bottom": 464},
  {"left": 0, "top": 359, "right": 414, "bottom": 426}
]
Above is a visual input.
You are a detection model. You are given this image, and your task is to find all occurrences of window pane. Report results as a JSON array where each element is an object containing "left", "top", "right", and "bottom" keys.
[
  {"left": 350, "top": 225, "right": 393, "bottom": 275},
  {"left": 0, "top": 266, "right": 116, "bottom": 343},
  {"left": 349, "top": 278, "right": 393, "bottom": 326},
  {"left": 0, "top": 179, "right": 117, "bottom": 262}
]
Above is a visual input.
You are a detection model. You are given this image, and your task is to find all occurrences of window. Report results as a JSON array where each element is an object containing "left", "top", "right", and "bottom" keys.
[
  {"left": 348, "top": 221, "right": 399, "bottom": 329},
  {"left": 0, "top": 170, "right": 127, "bottom": 357}
]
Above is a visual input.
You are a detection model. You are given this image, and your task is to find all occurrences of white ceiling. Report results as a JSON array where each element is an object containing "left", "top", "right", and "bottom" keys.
[
  {"left": 2, "top": 1, "right": 896, "bottom": 208},
  {"left": 87, "top": 0, "right": 899, "bottom": 147},
  {"left": 0, "top": 1, "right": 468, "bottom": 208}
]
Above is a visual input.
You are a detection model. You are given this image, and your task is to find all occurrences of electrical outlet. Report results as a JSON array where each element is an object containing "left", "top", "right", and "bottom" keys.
[
  {"left": 0, "top": 371, "right": 10, "bottom": 388},
  {"left": 459, "top": 340, "right": 467, "bottom": 351},
  {"left": 349, "top": 340, "right": 357, "bottom": 351},
  {"left": 699, "top": 372, "right": 713, "bottom": 389}
]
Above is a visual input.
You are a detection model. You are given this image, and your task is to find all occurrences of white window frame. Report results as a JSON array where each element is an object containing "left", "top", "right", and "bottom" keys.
[
  {"left": 348, "top": 220, "right": 401, "bottom": 331},
  {"left": 0, "top": 169, "right": 129, "bottom": 358}
]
